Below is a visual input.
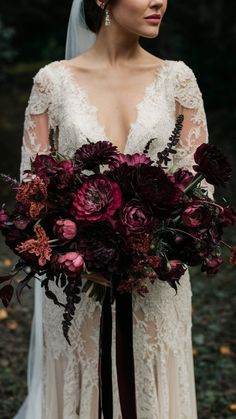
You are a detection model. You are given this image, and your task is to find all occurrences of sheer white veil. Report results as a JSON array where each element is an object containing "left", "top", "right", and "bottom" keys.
[
  {"left": 65, "top": 0, "right": 97, "bottom": 59},
  {"left": 13, "top": 1, "right": 96, "bottom": 418}
]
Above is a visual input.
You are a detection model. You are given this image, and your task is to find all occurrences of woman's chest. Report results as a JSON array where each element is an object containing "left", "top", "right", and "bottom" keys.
[{"left": 56, "top": 67, "right": 176, "bottom": 158}]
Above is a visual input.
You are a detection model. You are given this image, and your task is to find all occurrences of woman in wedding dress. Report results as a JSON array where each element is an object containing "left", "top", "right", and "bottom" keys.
[{"left": 13, "top": 0, "right": 215, "bottom": 417}]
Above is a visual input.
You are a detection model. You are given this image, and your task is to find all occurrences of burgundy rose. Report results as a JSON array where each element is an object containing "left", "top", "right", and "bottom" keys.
[
  {"left": 219, "top": 205, "right": 236, "bottom": 227},
  {"left": 111, "top": 153, "right": 152, "bottom": 169},
  {"left": 120, "top": 199, "right": 154, "bottom": 234},
  {"left": 155, "top": 259, "right": 187, "bottom": 284},
  {"left": 53, "top": 219, "right": 77, "bottom": 240},
  {"left": 193, "top": 143, "right": 232, "bottom": 186},
  {"left": 53, "top": 160, "right": 75, "bottom": 190},
  {"left": 0, "top": 208, "right": 8, "bottom": 229},
  {"left": 70, "top": 175, "right": 122, "bottom": 222},
  {"left": 57, "top": 252, "right": 86, "bottom": 276},
  {"left": 74, "top": 140, "right": 119, "bottom": 170},
  {"left": 201, "top": 257, "right": 224, "bottom": 274},
  {"left": 32, "top": 154, "right": 58, "bottom": 178},
  {"left": 174, "top": 169, "right": 194, "bottom": 191},
  {"left": 182, "top": 204, "right": 212, "bottom": 228},
  {"left": 134, "top": 164, "right": 184, "bottom": 209}
]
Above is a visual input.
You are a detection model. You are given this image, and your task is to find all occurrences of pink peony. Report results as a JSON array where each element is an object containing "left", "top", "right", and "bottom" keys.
[
  {"left": 54, "top": 219, "right": 77, "bottom": 240},
  {"left": 70, "top": 175, "right": 122, "bottom": 222},
  {"left": 57, "top": 252, "right": 86, "bottom": 275}
]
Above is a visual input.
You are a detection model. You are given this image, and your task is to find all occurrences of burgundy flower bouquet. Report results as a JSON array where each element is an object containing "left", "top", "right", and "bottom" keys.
[
  {"left": 0, "top": 116, "right": 236, "bottom": 340},
  {"left": 1, "top": 115, "right": 236, "bottom": 418}
]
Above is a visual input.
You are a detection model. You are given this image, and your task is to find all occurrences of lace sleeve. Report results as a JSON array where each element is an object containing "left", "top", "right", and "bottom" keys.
[
  {"left": 171, "top": 62, "right": 215, "bottom": 200},
  {"left": 19, "top": 65, "right": 58, "bottom": 181}
]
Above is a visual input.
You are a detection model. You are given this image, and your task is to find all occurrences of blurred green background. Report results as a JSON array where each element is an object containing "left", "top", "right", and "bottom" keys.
[{"left": 0, "top": 0, "right": 236, "bottom": 418}]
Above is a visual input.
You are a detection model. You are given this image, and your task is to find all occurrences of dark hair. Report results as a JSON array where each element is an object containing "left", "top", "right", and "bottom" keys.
[{"left": 84, "top": 0, "right": 115, "bottom": 33}]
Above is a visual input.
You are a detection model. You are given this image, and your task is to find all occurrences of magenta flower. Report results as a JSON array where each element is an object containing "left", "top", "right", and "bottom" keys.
[
  {"left": 53, "top": 219, "right": 77, "bottom": 240},
  {"left": 70, "top": 175, "right": 122, "bottom": 222},
  {"left": 57, "top": 252, "right": 86, "bottom": 275}
]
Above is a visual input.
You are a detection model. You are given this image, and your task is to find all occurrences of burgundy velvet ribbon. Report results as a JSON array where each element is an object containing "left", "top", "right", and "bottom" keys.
[{"left": 98, "top": 288, "right": 137, "bottom": 419}]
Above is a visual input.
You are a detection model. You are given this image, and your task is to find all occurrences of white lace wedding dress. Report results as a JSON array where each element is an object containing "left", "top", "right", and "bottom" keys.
[{"left": 14, "top": 59, "right": 214, "bottom": 419}]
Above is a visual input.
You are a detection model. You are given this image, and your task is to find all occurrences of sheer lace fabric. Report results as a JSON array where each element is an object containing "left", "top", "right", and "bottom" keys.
[{"left": 15, "top": 59, "right": 214, "bottom": 419}]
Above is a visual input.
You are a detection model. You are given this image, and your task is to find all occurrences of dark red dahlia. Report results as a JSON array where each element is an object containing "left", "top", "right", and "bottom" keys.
[
  {"left": 193, "top": 143, "right": 232, "bottom": 186},
  {"left": 74, "top": 140, "right": 119, "bottom": 170},
  {"left": 111, "top": 153, "right": 152, "bottom": 169},
  {"left": 70, "top": 175, "right": 122, "bottom": 222}
]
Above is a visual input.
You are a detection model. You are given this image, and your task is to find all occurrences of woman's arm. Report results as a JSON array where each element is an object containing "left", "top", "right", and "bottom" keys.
[
  {"left": 20, "top": 65, "right": 58, "bottom": 180},
  {"left": 172, "top": 62, "right": 215, "bottom": 200}
]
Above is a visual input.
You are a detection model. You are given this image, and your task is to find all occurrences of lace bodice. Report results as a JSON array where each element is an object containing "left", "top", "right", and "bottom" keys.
[{"left": 19, "top": 59, "right": 212, "bottom": 419}]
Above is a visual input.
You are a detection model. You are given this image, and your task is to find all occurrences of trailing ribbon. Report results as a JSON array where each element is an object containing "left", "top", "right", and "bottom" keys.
[{"left": 98, "top": 288, "right": 137, "bottom": 419}]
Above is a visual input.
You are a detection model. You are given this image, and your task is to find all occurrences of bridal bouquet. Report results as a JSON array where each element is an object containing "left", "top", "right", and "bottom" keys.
[{"left": 0, "top": 116, "right": 236, "bottom": 343}]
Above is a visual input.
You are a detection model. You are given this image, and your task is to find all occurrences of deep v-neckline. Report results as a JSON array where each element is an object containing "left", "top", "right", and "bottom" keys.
[{"left": 58, "top": 59, "right": 169, "bottom": 153}]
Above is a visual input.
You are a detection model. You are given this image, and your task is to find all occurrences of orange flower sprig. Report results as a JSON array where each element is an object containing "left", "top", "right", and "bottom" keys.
[{"left": 16, "top": 224, "right": 52, "bottom": 266}]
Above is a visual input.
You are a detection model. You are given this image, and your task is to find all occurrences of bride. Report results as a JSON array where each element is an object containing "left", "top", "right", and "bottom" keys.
[{"left": 14, "top": 0, "right": 214, "bottom": 417}]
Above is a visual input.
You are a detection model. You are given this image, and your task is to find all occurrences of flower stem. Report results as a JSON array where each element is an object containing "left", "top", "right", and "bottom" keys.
[
  {"left": 220, "top": 240, "right": 232, "bottom": 250},
  {"left": 184, "top": 174, "right": 204, "bottom": 194}
]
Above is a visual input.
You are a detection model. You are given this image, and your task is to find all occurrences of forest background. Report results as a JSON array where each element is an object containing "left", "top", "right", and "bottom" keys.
[{"left": 0, "top": 0, "right": 235, "bottom": 418}]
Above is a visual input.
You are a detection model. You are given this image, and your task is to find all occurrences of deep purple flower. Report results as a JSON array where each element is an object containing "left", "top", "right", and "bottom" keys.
[
  {"left": 70, "top": 175, "right": 122, "bottom": 222},
  {"left": 193, "top": 143, "right": 232, "bottom": 186},
  {"left": 77, "top": 222, "right": 129, "bottom": 274},
  {"left": 120, "top": 199, "right": 155, "bottom": 234}
]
